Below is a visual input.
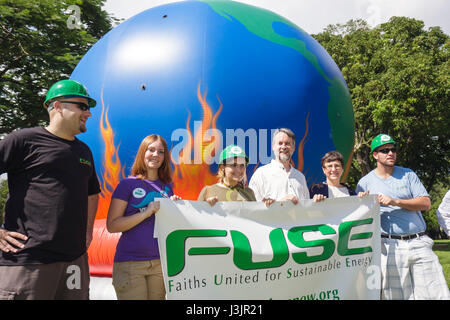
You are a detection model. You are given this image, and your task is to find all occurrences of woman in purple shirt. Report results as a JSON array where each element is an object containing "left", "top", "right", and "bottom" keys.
[{"left": 107, "top": 134, "right": 180, "bottom": 300}]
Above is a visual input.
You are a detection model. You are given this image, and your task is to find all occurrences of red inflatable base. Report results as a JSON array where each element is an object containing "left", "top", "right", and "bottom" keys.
[{"left": 88, "top": 219, "right": 120, "bottom": 276}]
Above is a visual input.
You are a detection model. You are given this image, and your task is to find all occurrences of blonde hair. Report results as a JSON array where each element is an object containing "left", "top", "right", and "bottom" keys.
[{"left": 131, "top": 134, "right": 172, "bottom": 184}]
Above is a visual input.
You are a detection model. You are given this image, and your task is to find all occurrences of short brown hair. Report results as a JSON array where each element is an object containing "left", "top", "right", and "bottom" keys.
[
  {"left": 321, "top": 151, "right": 344, "bottom": 168},
  {"left": 131, "top": 134, "right": 172, "bottom": 184}
]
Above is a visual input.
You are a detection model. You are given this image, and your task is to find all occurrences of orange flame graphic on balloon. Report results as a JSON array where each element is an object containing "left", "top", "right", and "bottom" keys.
[
  {"left": 297, "top": 112, "right": 310, "bottom": 174},
  {"left": 171, "top": 83, "right": 223, "bottom": 200},
  {"left": 96, "top": 93, "right": 126, "bottom": 219},
  {"left": 89, "top": 92, "right": 123, "bottom": 276},
  {"left": 342, "top": 149, "right": 353, "bottom": 182}
]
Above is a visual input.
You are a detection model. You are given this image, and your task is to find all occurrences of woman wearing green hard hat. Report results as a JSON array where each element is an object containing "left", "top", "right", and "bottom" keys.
[{"left": 197, "top": 145, "right": 256, "bottom": 205}]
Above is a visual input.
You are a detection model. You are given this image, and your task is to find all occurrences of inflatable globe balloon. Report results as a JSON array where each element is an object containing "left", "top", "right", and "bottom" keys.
[{"left": 71, "top": 0, "right": 355, "bottom": 276}]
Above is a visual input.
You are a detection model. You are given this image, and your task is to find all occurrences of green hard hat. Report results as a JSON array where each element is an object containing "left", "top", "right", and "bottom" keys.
[
  {"left": 371, "top": 134, "right": 396, "bottom": 152},
  {"left": 219, "top": 145, "right": 249, "bottom": 164},
  {"left": 43, "top": 79, "right": 97, "bottom": 108}
]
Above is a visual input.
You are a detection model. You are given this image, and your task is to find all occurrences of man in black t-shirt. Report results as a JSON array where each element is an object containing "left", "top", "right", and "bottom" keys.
[{"left": 0, "top": 80, "right": 100, "bottom": 300}]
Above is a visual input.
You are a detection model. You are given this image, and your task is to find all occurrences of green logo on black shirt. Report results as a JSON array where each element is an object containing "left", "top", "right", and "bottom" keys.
[{"left": 80, "top": 158, "right": 92, "bottom": 167}]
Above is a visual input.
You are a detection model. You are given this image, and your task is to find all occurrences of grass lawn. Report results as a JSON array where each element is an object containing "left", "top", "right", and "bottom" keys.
[{"left": 433, "top": 239, "right": 450, "bottom": 288}]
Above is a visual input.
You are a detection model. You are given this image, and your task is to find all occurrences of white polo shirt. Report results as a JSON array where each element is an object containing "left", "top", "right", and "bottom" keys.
[{"left": 249, "top": 159, "right": 310, "bottom": 201}]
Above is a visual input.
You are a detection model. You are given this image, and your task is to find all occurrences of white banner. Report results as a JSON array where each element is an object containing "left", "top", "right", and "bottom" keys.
[{"left": 155, "top": 195, "right": 381, "bottom": 300}]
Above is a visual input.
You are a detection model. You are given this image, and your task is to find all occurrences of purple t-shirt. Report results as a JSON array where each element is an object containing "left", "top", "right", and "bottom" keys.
[{"left": 112, "top": 177, "right": 173, "bottom": 262}]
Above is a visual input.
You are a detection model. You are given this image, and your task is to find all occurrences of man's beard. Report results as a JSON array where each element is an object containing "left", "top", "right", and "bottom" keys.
[
  {"left": 277, "top": 152, "right": 291, "bottom": 163},
  {"left": 79, "top": 124, "right": 87, "bottom": 133}
]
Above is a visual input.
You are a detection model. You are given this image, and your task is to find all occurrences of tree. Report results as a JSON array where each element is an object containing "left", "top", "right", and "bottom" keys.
[
  {"left": 0, "top": 0, "right": 120, "bottom": 134},
  {"left": 313, "top": 17, "right": 450, "bottom": 191}
]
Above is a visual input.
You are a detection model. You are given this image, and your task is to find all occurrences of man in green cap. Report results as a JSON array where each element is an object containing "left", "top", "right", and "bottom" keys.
[
  {"left": 356, "top": 134, "right": 449, "bottom": 300},
  {"left": 0, "top": 79, "right": 100, "bottom": 299}
]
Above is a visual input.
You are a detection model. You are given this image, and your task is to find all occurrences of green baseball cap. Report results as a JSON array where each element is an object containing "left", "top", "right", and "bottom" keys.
[
  {"left": 44, "top": 79, "right": 97, "bottom": 108},
  {"left": 371, "top": 134, "right": 396, "bottom": 152},
  {"left": 219, "top": 145, "right": 249, "bottom": 164}
]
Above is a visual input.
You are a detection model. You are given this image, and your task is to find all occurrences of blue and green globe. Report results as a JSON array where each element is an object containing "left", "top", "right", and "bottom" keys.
[{"left": 72, "top": 0, "right": 354, "bottom": 201}]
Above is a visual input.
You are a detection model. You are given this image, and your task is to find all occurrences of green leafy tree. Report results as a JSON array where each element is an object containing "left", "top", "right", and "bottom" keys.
[
  {"left": 313, "top": 17, "right": 450, "bottom": 192},
  {"left": 0, "top": 0, "right": 120, "bottom": 134}
]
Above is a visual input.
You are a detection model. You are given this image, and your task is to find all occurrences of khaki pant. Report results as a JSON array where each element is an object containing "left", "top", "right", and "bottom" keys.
[
  {"left": 0, "top": 253, "right": 90, "bottom": 300},
  {"left": 112, "top": 259, "right": 165, "bottom": 300}
]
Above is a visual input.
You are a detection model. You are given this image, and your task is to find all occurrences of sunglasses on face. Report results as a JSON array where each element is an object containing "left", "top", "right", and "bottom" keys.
[
  {"left": 376, "top": 147, "right": 397, "bottom": 154},
  {"left": 59, "top": 100, "right": 90, "bottom": 111}
]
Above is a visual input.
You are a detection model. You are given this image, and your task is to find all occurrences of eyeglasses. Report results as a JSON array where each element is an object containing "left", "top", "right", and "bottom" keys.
[
  {"left": 59, "top": 100, "right": 90, "bottom": 111},
  {"left": 323, "top": 164, "right": 343, "bottom": 170},
  {"left": 376, "top": 147, "right": 397, "bottom": 154}
]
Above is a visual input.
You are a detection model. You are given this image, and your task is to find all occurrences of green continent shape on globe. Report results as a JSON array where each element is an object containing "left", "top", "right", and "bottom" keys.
[
  {"left": 200, "top": 0, "right": 326, "bottom": 81},
  {"left": 200, "top": 0, "right": 355, "bottom": 165}
]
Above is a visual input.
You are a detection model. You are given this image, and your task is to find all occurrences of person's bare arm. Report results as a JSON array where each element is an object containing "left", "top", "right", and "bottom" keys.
[
  {"left": 378, "top": 195, "right": 431, "bottom": 211},
  {"left": 106, "top": 198, "right": 159, "bottom": 233}
]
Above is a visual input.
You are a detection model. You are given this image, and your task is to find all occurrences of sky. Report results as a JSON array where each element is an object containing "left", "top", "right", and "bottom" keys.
[{"left": 102, "top": 0, "right": 450, "bottom": 35}]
